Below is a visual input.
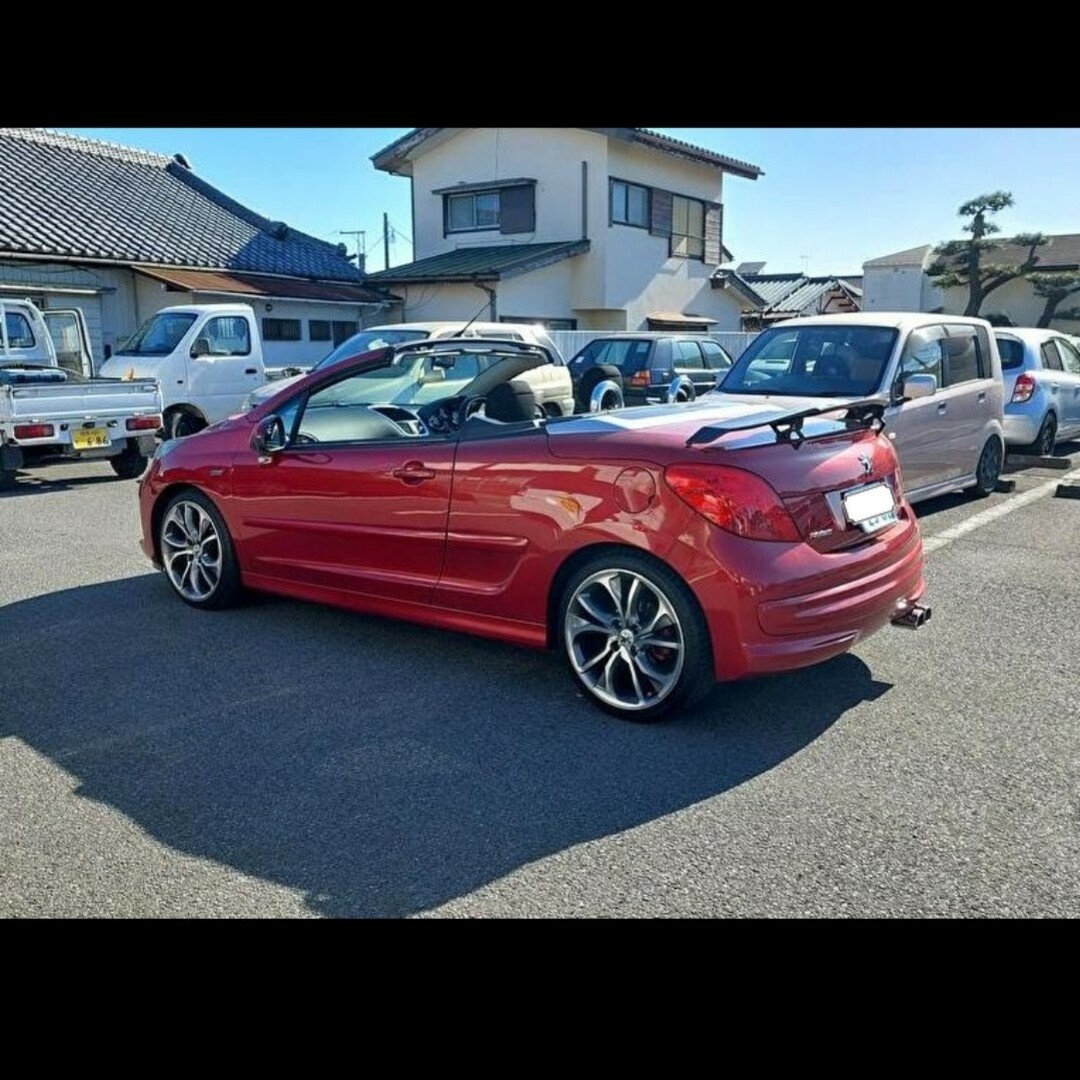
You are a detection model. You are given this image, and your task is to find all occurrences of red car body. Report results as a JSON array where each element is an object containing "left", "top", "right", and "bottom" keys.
[{"left": 139, "top": 342, "right": 927, "bottom": 718}]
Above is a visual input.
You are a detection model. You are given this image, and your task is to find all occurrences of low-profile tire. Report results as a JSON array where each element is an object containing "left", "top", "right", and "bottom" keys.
[
  {"left": 157, "top": 489, "right": 243, "bottom": 610},
  {"left": 1027, "top": 412, "right": 1057, "bottom": 457},
  {"left": 110, "top": 442, "right": 150, "bottom": 479},
  {"left": 558, "top": 550, "right": 714, "bottom": 722},
  {"left": 167, "top": 409, "right": 206, "bottom": 440},
  {"left": 971, "top": 436, "right": 1004, "bottom": 497}
]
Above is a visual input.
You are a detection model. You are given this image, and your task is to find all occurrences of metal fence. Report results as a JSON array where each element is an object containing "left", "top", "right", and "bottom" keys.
[{"left": 547, "top": 329, "right": 759, "bottom": 362}]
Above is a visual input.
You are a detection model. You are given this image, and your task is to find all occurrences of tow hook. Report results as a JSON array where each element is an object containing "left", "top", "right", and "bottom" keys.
[{"left": 891, "top": 604, "right": 932, "bottom": 630}]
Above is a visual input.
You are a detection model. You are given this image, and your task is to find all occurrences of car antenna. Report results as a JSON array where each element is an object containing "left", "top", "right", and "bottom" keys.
[{"left": 456, "top": 293, "right": 493, "bottom": 338}]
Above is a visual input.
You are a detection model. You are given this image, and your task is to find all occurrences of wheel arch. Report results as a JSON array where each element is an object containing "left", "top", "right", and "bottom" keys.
[
  {"left": 163, "top": 403, "right": 208, "bottom": 428},
  {"left": 150, "top": 483, "right": 220, "bottom": 564},
  {"left": 545, "top": 542, "right": 708, "bottom": 651}
]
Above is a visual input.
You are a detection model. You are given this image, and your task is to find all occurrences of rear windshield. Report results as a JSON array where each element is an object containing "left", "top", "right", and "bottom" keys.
[
  {"left": 722, "top": 325, "right": 898, "bottom": 397},
  {"left": 995, "top": 336, "right": 1026, "bottom": 370},
  {"left": 569, "top": 338, "right": 653, "bottom": 373}
]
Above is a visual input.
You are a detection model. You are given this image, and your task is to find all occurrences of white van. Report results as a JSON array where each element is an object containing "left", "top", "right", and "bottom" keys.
[
  {"left": 98, "top": 304, "right": 267, "bottom": 439},
  {"left": 242, "top": 321, "right": 573, "bottom": 415}
]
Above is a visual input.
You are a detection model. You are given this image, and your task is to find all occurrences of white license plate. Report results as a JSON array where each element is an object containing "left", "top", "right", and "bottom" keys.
[{"left": 843, "top": 482, "right": 897, "bottom": 532}]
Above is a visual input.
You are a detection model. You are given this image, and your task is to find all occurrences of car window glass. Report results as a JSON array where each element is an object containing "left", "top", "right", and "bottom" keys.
[
  {"left": 996, "top": 336, "right": 1025, "bottom": 370},
  {"left": 898, "top": 326, "right": 945, "bottom": 389},
  {"left": 1052, "top": 338, "right": 1080, "bottom": 375},
  {"left": 4, "top": 311, "right": 36, "bottom": 349},
  {"left": 941, "top": 326, "right": 981, "bottom": 386},
  {"left": 673, "top": 340, "right": 703, "bottom": 370},
  {"left": 199, "top": 316, "right": 251, "bottom": 357},
  {"left": 701, "top": 340, "right": 732, "bottom": 371},
  {"left": 1041, "top": 342, "right": 1064, "bottom": 372}
]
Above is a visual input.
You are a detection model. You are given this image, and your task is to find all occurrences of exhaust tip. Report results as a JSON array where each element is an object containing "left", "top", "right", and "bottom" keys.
[{"left": 891, "top": 604, "right": 932, "bottom": 630}]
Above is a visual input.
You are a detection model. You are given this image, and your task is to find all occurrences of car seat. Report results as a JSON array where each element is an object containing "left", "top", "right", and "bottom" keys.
[{"left": 484, "top": 379, "right": 542, "bottom": 422}]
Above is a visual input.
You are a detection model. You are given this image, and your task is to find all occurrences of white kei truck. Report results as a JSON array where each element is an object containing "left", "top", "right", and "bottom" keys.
[
  {"left": 97, "top": 303, "right": 272, "bottom": 440},
  {"left": 0, "top": 299, "right": 162, "bottom": 490}
]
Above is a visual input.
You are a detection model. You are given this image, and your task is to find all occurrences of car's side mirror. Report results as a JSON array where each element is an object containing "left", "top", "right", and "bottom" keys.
[
  {"left": 902, "top": 373, "right": 937, "bottom": 400},
  {"left": 190, "top": 338, "right": 211, "bottom": 359},
  {"left": 252, "top": 414, "right": 287, "bottom": 458}
]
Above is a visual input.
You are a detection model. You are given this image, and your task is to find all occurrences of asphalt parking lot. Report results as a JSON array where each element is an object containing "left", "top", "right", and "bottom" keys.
[{"left": 2, "top": 449, "right": 1079, "bottom": 918}]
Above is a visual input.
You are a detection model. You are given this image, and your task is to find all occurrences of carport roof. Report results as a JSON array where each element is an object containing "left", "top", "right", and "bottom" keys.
[{"left": 364, "top": 241, "right": 590, "bottom": 284}]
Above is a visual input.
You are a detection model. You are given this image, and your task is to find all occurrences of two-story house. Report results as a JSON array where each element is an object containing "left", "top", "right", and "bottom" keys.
[{"left": 365, "top": 128, "right": 762, "bottom": 332}]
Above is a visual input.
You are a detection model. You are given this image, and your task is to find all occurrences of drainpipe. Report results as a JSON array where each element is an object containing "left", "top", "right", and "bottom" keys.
[
  {"left": 472, "top": 277, "right": 497, "bottom": 321},
  {"left": 581, "top": 161, "right": 588, "bottom": 240}
]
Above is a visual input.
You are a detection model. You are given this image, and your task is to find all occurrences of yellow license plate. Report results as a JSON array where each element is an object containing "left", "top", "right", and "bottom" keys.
[{"left": 72, "top": 427, "right": 111, "bottom": 450}]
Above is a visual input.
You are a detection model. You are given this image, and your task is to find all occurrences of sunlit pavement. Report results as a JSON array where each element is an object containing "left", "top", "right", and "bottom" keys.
[{"left": 2, "top": 448, "right": 1078, "bottom": 918}]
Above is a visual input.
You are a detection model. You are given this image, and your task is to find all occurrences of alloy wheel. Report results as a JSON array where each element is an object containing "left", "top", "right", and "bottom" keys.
[
  {"left": 564, "top": 569, "right": 685, "bottom": 711},
  {"left": 161, "top": 500, "right": 223, "bottom": 602}
]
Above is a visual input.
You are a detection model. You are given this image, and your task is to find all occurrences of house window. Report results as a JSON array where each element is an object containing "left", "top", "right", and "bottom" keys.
[
  {"left": 332, "top": 320, "right": 358, "bottom": 346},
  {"left": 262, "top": 318, "right": 302, "bottom": 341},
  {"left": 671, "top": 195, "right": 705, "bottom": 260},
  {"left": 445, "top": 190, "right": 501, "bottom": 233},
  {"left": 309, "top": 320, "right": 332, "bottom": 341},
  {"left": 611, "top": 179, "right": 650, "bottom": 229}
]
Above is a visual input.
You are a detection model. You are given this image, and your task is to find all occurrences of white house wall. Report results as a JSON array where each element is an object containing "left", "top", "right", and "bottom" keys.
[
  {"left": 603, "top": 141, "right": 729, "bottom": 328},
  {"left": 403, "top": 128, "right": 745, "bottom": 330},
  {"left": 861, "top": 264, "right": 928, "bottom": 312},
  {"left": 410, "top": 127, "right": 605, "bottom": 256}
]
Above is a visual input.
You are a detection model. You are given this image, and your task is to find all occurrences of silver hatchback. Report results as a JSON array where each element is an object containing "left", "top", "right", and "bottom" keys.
[{"left": 994, "top": 328, "right": 1080, "bottom": 455}]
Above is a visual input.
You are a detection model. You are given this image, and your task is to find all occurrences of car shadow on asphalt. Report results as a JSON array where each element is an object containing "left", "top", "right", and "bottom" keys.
[
  {"left": 1, "top": 574, "right": 892, "bottom": 918},
  {"left": 0, "top": 471, "right": 136, "bottom": 498}
]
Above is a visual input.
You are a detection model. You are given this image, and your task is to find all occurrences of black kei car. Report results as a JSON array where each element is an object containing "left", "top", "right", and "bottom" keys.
[{"left": 568, "top": 335, "right": 735, "bottom": 408}]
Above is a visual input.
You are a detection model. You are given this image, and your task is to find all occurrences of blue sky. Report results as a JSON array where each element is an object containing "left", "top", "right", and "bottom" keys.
[{"left": 70, "top": 127, "right": 1080, "bottom": 278}]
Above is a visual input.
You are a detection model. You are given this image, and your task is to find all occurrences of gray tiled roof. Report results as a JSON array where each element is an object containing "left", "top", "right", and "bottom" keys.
[
  {"left": 364, "top": 241, "right": 590, "bottom": 283},
  {"left": 0, "top": 128, "right": 365, "bottom": 282}
]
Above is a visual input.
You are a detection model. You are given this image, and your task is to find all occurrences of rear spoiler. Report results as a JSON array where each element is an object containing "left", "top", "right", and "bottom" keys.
[{"left": 686, "top": 398, "right": 887, "bottom": 448}]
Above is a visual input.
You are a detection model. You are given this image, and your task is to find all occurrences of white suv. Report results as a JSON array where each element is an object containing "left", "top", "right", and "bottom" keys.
[{"left": 244, "top": 321, "right": 572, "bottom": 414}]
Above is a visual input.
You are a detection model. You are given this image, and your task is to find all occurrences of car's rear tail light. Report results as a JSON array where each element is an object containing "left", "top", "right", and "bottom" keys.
[
  {"left": 665, "top": 464, "right": 801, "bottom": 542},
  {"left": 628, "top": 370, "right": 651, "bottom": 388},
  {"left": 1012, "top": 373, "right": 1036, "bottom": 403},
  {"left": 13, "top": 423, "right": 55, "bottom": 439},
  {"left": 126, "top": 415, "right": 162, "bottom": 431}
]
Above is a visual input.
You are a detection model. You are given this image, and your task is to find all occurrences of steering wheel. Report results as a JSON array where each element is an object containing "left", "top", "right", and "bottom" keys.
[{"left": 455, "top": 394, "right": 487, "bottom": 429}]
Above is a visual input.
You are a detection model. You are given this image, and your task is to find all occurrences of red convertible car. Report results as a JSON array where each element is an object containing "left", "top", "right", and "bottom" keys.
[{"left": 139, "top": 338, "right": 930, "bottom": 721}]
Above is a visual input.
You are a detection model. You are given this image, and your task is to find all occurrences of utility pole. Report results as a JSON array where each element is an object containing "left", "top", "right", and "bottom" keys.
[
  {"left": 339, "top": 230, "right": 365, "bottom": 273},
  {"left": 383, "top": 212, "right": 391, "bottom": 272}
]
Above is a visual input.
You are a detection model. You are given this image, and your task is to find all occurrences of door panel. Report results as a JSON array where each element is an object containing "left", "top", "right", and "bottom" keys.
[
  {"left": 186, "top": 315, "right": 263, "bottom": 422},
  {"left": 230, "top": 440, "right": 455, "bottom": 604},
  {"left": 43, "top": 310, "right": 93, "bottom": 376}
]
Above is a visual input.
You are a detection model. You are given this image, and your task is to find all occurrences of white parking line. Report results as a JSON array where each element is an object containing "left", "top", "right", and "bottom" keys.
[{"left": 921, "top": 467, "right": 1080, "bottom": 554}]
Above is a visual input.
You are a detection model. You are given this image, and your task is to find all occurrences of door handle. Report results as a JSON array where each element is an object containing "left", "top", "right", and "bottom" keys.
[
  {"left": 936, "top": 402, "right": 948, "bottom": 414},
  {"left": 977, "top": 391, "right": 987, "bottom": 402},
  {"left": 392, "top": 462, "right": 436, "bottom": 484},
  {"left": 245, "top": 368, "right": 258, "bottom": 374}
]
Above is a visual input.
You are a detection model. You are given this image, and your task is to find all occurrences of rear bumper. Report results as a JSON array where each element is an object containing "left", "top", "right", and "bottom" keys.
[
  {"left": 665, "top": 511, "right": 926, "bottom": 681},
  {"left": 1003, "top": 408, "right": 1043, "bottom": 446}
]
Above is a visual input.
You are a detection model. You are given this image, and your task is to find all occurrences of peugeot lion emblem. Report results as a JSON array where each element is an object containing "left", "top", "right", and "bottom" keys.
[{"left": 858, "top": 453, "right": 873, "bottom": 476}]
